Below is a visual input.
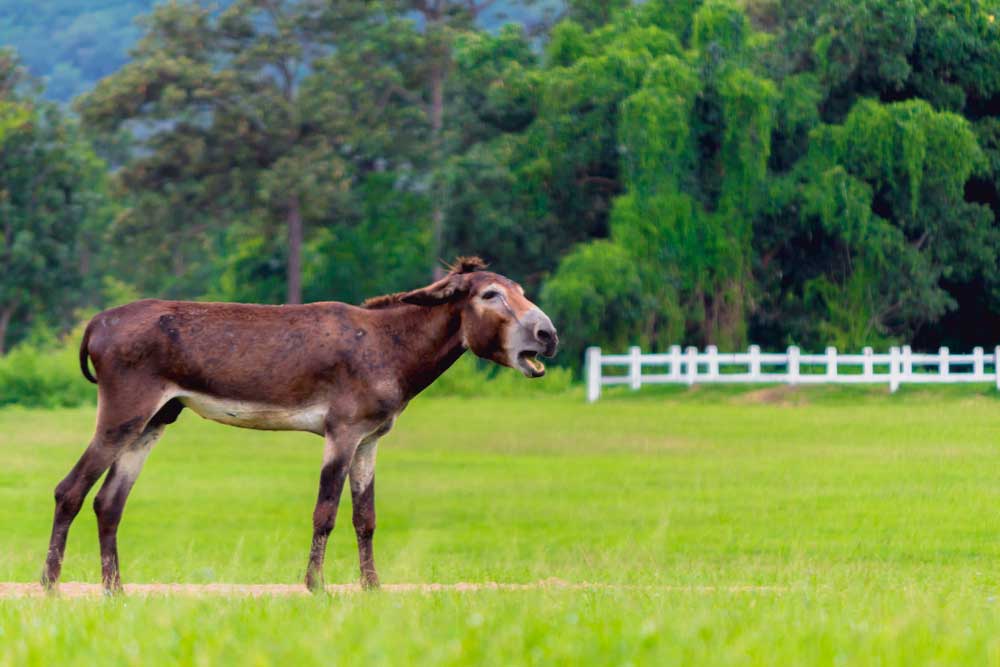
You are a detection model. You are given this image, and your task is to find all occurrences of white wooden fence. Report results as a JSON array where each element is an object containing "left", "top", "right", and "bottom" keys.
[{"left": 585, "top": 345, "right": 1000, "bottom": 402}]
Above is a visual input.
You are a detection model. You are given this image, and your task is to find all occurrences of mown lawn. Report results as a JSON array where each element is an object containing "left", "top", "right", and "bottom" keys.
[{"left": 3, "top": 385, "right": 1000, "bottom": 665}]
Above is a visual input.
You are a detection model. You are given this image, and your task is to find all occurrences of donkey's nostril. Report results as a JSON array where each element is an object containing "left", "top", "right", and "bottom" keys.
[{"left": 536, "top": 328, "right": 552, "bottom": 342}]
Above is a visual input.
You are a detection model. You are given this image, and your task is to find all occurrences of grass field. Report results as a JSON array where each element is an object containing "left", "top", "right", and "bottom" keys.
[{"left": 4, "top": 385, "right": 1000, "bottom": 664}]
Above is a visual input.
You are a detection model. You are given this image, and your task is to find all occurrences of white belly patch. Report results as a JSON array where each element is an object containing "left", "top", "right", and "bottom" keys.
[{"left": 179, "top": 393, "right": 328, "bottom": 435}]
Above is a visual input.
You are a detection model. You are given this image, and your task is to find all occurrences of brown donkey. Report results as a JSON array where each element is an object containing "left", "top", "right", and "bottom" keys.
[{"left": 41, "top": 258, "right": 557, "bottom": 594}]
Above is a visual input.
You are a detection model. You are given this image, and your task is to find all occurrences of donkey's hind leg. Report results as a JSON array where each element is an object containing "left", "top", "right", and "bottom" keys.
[
  {"left": 93, "top": 398, "right": 183, "bottom": 593},
  {"left": 41, "top": 386, "right": 169, "bottom": 592}
]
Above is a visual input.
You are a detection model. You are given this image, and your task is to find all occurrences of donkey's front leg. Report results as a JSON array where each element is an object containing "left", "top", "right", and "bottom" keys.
[
  {"left": 304, "top": 422, "right": 363, "bottom": 593},
  {"left": 349, "top": 437, "right": 379, "bottom": 589}
]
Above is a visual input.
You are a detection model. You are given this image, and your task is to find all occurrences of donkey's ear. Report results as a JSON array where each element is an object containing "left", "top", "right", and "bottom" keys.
[{"left": 399, "top": 275, "right": 468, "bottom": 306}]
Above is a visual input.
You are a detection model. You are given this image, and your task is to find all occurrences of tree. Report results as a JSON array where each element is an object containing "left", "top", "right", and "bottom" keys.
[
  {"left": 437, "top": 0, "right": 712, "bottom": 296},
  {"left": 538, "top": 0, "right": 776, "bottom": 362},
  {"left": 752, "top": 0, "right": 1000, "bottom": 348},
  {"left": 78, "top": 0, "right": 389, "bottom": 304},
  {"left": 758, "top": 0, "right": 1000, "bottom": 118},
  {"left": 0, "top": 52, "right": 31, "bottom": 146},
  {"left": 539, "top": 0, "right": 1000, "bottom": 366},
  {"left": 755, "top": 98, "right": 996, "bottom": 348},
  {"left": 0, "top": 52, "right": 110, "bottom": 354},
  {"left": 400, "top": 0, "right": 539, "bottom": 278}
]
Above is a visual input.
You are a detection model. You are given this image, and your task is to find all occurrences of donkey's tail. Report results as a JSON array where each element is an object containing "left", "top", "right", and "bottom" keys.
[{"left": 79, "top": 320, "right": 97, "bottom": 384}]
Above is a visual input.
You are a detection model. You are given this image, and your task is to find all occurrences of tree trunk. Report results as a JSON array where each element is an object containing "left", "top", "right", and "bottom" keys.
[
  {"left": 429, "top": 68, "right": 446, "bottom": 280},
  {"left": 429, "top": 51, "right": 447, "bottom": 281},
  {"left": 0, "top": 305, "right": 12, "bottom": 357},
  {"left": 286, "top": 194, "right": 303, "bottom": 305}
]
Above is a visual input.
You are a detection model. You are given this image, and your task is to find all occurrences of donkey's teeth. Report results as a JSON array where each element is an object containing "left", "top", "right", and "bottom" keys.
[{"left": 519, "top": 351, "right": 545, "bottom": 374}]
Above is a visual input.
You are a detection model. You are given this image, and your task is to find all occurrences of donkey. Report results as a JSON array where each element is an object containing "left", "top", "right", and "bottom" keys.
[{"left": 41, "top": 257, "right": 557, "bottom": 594}]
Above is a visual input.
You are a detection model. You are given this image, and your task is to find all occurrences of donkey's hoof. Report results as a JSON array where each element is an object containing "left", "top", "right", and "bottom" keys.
[
  {"left": 305, "top": 574, "right": 325, "bottom": 594},
  {"left": 361, "top": 575, "right": 380, "bottom": 591},
  {"left": 39, "top": 576, "right": 58, "bottom": 596}
]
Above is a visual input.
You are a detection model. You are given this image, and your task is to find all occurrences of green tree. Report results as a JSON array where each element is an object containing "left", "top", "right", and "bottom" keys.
[
  {"left": 759, "top": 0, "right": 1000, "bottom": 118},
  {"left": 538, "top": 0, "right": 776, "bottom": 363},
  {"left": 397, "top": 0, "right": 543, "bottom": 278},
  {"left": 0, "top": 51, "right": 31, "bottom": 145},
  {"left": 78, "top": 0, "right": 395, "bottom": 304},
  {"left": 0, "top": 53, "right": 110, "bottom": 354},
  {"left": 752, "top": 0, "right": 1000, "bottom": 348},
  {"left": 535, "top": 0, "right": 1000, "bottom": 365},
  {"left": 756, "top": 99, "right": 995, "bottom": 347}
]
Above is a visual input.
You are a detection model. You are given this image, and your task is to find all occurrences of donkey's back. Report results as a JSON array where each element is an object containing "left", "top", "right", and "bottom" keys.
[{"left": 82, "top": 298, "right": 366, "bottom": 405}]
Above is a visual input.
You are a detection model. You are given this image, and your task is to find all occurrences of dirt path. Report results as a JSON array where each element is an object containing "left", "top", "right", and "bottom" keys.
[{"left": 0, "top": 580, "right": 789, "bottom": 598}]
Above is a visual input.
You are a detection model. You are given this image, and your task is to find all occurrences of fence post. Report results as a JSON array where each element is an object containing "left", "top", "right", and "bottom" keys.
[
  {"left": 939, "top": 346, "right": 949, "bottom": 378},
  {"left": 863, "top": 347, "right": 874, "bottom": 380},
  {"left": 706, "top": 345, "right": 719, "bottom": 380},
  {"left": 629, "top": 346, "right": 642, "bottom": 390},
  {"left": 826, "top": 346, "right": 837, "bottom": 379},
  {"left": 889, "top": 346, "right": 900, "bottom": 393},
  {"left": 788, "top": 346, "right": 800, "bottom": 385},
  {"left": 749, "top": 345, "right": 761, "bottom": 380},
  {"left": 586, "top": 347, "right": 602, "bottom": 403},
  {"left": 670, "top": 345, "right": 682, "bottom": 381},
  {"left": 902, "top": 345, "right": 913, "bottom": 380},
  {"left": 974, "top": 347, "right": 984, "bottom": 378},
  {"left": 686, "top": 346, "right": 698, "bottom": 386}
]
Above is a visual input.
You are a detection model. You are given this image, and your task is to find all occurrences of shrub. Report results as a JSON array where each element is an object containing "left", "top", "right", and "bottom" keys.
[
  {"left": 541, "top": 241, "right": 649, "bottom": 375},
  {"left": 0, "top": 323, "right": 96, "bottom": 408},
  {"left": 423, "top": 354, "right": 577, "bottom": 398}
]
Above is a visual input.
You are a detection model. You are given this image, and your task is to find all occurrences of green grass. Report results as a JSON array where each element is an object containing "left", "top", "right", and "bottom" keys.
[{"left": 4, "top": 387, "right": 1000, "bottom": 664}]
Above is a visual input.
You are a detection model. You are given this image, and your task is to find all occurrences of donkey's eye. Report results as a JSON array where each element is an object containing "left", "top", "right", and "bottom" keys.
[{"left": 482, "top": 290, "right": 500, "bottom": 300}]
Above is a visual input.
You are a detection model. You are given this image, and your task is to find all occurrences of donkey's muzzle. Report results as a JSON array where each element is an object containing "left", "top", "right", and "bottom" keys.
[{"left": 528, "top": 311, "right": 559, "bottom": 358}]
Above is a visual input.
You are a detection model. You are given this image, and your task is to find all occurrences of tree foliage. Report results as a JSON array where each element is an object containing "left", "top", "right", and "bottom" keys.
[
  {"left": 541, "top": 0, "right": 778, "bottom": 353},
  {"left": 77, "top": 0, "right": 417, "bottom": 304},
  {"left": 5, "top": 0, "right": 1000, "bottom": 376},
  {"left": 0, "top": 53, "right": 110, "bottom": 354},
  {"left": 532, "top": 0, "right": 1000, "bottom": 366}
]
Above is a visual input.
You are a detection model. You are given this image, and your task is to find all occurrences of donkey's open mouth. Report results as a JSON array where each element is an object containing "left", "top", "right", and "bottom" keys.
[{"left": 517, "top": 350, "right": 546, "bottom": 377}]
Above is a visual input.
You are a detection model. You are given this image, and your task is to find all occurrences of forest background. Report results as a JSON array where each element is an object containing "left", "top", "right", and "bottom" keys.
[{"left": 3, "top": 0, "right": 1000, "bottom": 382}]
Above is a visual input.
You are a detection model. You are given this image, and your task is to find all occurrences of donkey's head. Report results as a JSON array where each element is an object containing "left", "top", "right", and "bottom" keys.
[{"left": 399, "top": 258, "right": 558, "bottom": 377}]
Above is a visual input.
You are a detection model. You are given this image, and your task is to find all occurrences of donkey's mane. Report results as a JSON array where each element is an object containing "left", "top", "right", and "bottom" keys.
[
  {"left": 361, "top": 256, "right": 488, "bottom": 310},
  {"left": 360, "top": 293, "right": 415, "bottom": 310}
]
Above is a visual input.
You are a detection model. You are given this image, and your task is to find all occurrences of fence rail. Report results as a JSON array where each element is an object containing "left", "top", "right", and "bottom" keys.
[{"left": 585, "top": 345, "right": 1000, "bottom": 402}]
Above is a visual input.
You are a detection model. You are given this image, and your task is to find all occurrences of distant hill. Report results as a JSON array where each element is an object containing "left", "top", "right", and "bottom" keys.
[
  {"left": 480, "top": 0, "right": 563, "bottom": 31},
  {"left": 0, "top": 1, "right": 165, "bottom": 102},
  {"left": 0, "top": 1, "right": 562, "bottom": 103}
]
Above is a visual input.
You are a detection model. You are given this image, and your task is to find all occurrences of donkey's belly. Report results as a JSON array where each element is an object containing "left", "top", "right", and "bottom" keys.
[{"left": 179, "top": 392, "right": 328, "bottom": 434}]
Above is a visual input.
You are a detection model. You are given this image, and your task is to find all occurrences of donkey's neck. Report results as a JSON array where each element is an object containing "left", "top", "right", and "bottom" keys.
[{"left": 376, "top": 302, "right": 467, "bottom": 399}]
